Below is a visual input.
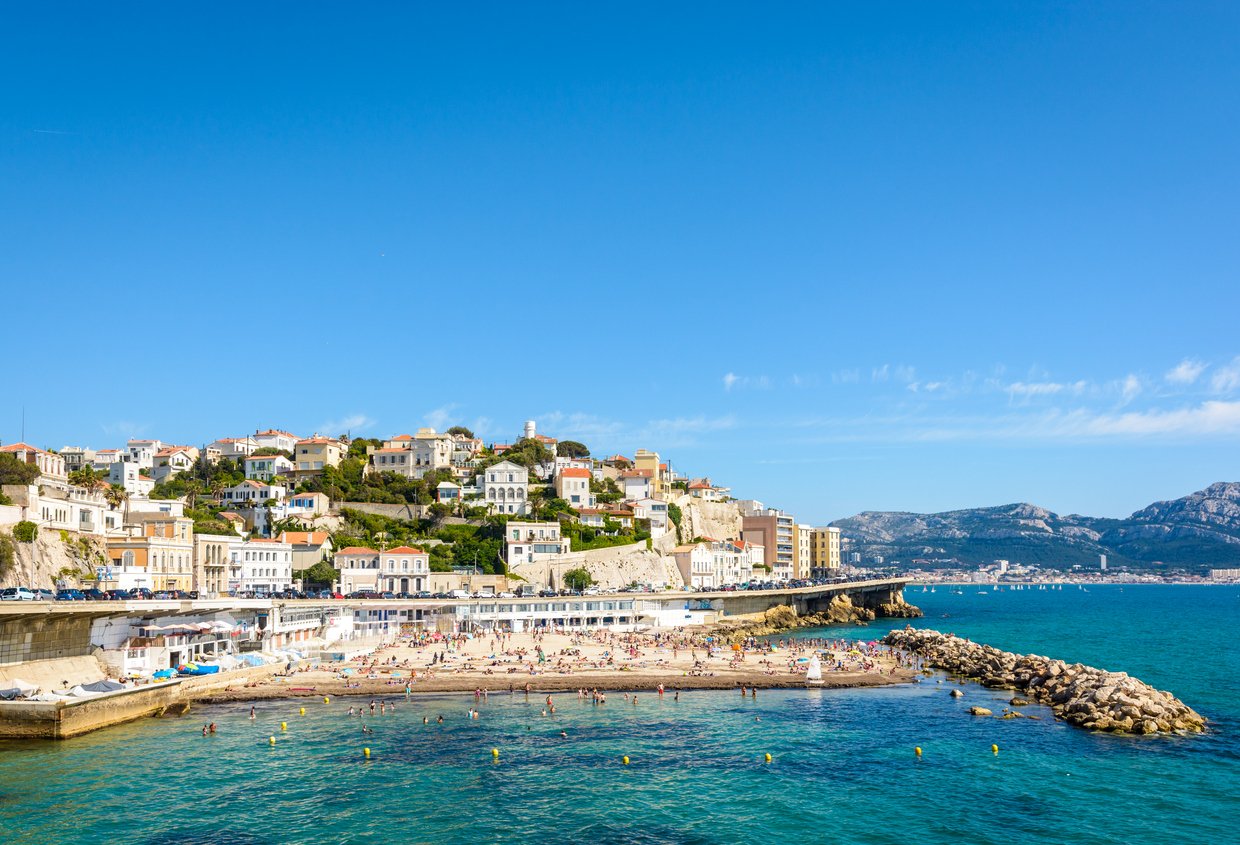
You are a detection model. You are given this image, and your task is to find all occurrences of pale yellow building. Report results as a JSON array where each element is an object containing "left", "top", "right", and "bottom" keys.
[
  {"left": 810, "top": 526, "right": 842, "bottom": 576},
  {"left": 106, "top": 514, "right": 195, "bottom": 591},
  {"left": 293, "top": 436, "right": 345, "bottom": 478}
]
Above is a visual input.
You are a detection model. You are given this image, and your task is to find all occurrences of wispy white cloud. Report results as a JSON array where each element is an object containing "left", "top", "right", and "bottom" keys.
[
  {"left": 832, "top": 369, "right": 861, "bottom": 384},
  {"left": 872, "top": 364, "right": 916, "bottom": 384},
  {"left": 423, "top": 404, "right": 458, "bottom": 431},
  {"left": 101, "top": 420, "right": 149, "bottom": 438},
  {"left": 1119, "top": 373, "right": 1143, "bottom": 404},
  {"left": 722, "top": 373, "right": 771, "bottom": 391},
  {"left": 319, "top": 413, "right": 375, "bottom": 435},
  {"left": 1210, "top": 357, "right": 1240, "bottom": 394},
  {"left": 1165, "top": 359, "right": 1207, "bottom": 386},
  {"left": 1005, "top": 380, "right": 1086, "bottom": 401}
]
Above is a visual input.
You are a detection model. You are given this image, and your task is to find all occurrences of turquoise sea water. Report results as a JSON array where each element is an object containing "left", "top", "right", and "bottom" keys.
[{"left": 0, "top": 584, "right": 1237, "bottom": 844}]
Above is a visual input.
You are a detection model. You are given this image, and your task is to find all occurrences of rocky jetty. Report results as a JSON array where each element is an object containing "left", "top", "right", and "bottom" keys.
[
  {"left": 713, "top": 594, "right": 922, "bottom": 639},
  {"left": 884, "top": 628, "right": 1206, "bottom": 735}
]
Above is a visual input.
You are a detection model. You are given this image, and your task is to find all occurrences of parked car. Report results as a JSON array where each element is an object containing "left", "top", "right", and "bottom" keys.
[
  {"left": 130, "top": 588, "right": 154, "bottom": 600},
  {"left": 55, "top": 589, "right": 86, "bottom": 601},
  {"left": 82, "top": 588, "right": 107, "bottom": 601},
  {"left": 0, "top": 587, "right": 36, "bottom": 601}
]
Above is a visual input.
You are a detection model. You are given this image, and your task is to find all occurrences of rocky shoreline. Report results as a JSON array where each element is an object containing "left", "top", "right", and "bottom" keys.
[
  {"left": 884, "top": 628, "right": 1206, "bottom": 735},
  {"left": 711, "top": 594, "right": 923, "bottom": 639}
]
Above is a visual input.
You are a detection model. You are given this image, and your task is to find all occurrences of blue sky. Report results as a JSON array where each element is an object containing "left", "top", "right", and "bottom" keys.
[{"left": 3, "top": 3, "right": 1239, "bottom": 522}]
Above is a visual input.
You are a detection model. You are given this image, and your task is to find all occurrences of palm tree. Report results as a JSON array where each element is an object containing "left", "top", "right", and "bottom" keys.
[{"left": 103, "top": 484, "right": 129, "bottom": 522}]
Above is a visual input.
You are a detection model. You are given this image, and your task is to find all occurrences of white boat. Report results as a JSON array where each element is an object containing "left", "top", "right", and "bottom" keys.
[{"left": 806, "top": 654, "right": 823, "bottom": 686}]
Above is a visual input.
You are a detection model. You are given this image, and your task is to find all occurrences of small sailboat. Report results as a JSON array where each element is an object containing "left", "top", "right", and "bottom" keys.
[{"left": 806, "top": 654, "right": 823, "bottom": 686}]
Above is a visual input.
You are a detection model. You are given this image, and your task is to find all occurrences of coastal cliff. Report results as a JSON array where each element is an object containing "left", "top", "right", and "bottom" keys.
[{"left": 884, "top": 628, "right": 1206, "bottom": 735}]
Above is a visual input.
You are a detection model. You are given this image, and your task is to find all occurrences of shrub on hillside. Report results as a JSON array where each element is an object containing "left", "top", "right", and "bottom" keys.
[{"left": 13, "top": 521, "right": 38, "bottom": 543}]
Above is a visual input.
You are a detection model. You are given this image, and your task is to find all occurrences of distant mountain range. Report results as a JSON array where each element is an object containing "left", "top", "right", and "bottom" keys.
[{"left": 830, "top": 482, "right": 1240, "bottom": 571}]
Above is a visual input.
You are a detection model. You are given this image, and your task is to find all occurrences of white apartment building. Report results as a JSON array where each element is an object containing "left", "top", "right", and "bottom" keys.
[
  {"left": 91, "top": 449, "right": 122, "bottom": 471},
  {"left": 483, "top": 460, "right": 530, "bottom": 515},
  {"left": 231, "top": 538, "right": 293, "bottom": 595},
  {"left": 2, "top": 483, "right": 122, "bottom": 537},
  {"left": 108, "top": 461, "right": 155, "bottom": 496},
  {"left": 618, "top": 469, "right": 653, "bottom": 502},
  {"left": 671, "top": 539, "right": 765, "bottom": 589},
  {"left": 220, "top": 479, "right": 286, "bottom": 506},
  {"left": 632, "top": 497, "right": 671, "bottom": 538},
  {"left": 123, "top": 439, "right": 163, "bottom": 470},
  {"left": 505, "top": 521, "right": 571, "bottom": 565},
  {"left": 244, "top": 454, "right": 294, "bottom": 481},
  {"left": 151, "top": 446, "right": 198, "bottom": 483},
  {"left": 252, "top": 429, "right": 300, "bottom": 453},
  {"left": 210, "top": 437, "right": 259, "bottom": 461}
]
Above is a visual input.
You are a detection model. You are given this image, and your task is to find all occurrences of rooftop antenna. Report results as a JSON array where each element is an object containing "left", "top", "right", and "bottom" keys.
[{"left": 21, "top": 405, "right": 25, "bottom": 443}]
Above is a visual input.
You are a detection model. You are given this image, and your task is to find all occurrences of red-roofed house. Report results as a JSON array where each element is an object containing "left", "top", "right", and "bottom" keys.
[
  {"left": 555, "top": 467, "right": 595, "bottom": 510},
  {"left": 0, "top": 442, "right": 66, "bottom": 482},
  {"left": 379, "top": 546, "right": 430, "bottom": 593},
  {"left": 335, "top": 546, "right": 380, "bottom": 593},
  {"left": 278, "top": 530, "right": 334, "bottom": 571}
]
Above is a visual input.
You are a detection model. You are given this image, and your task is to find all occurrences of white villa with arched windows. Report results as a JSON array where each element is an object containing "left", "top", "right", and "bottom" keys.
[
  {"left": 482, "top": 460, "right": 530, "bottom": 515},
  {"left": 379, "top": 546, "right": 430, "bottom": 593}
]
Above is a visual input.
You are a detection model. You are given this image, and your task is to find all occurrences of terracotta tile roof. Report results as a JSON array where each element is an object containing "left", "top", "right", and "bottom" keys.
[
  {"left": 619, "top": 469, "right": 653, "bottom": 479},
  {"left": 383, "top": 546, "right": 426, "bottom": 555},
  {"left": 389, "top": 434, "right": 413, "bottom": 441},
  {"left": 219, "top": 511, "right": 244, "bottom": 519},
  {"left": 279, "top": 531, "right": 330, "bottom": 546},
  {"left": 559, "top": 468, "right": 592, "bottom": 478},
  {"left": 0, "top": 442, "right": 41, "bottom": 453},
  {"left": 336, "top": 546, "right": 379, "bottom": 556},
  {"left": 255, "top": 429, "right": 297, "bottom": 438},
  {"left": 296, "top": 437, "right": 341, "bottom": 446},
  {"left": 372, "top": 447, "right": 410, "bottom": 454}
]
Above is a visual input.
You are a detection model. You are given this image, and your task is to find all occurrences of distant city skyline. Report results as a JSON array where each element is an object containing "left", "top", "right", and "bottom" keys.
[{"left": 3, "top": 3, "right": 1238, "bottom": 522}]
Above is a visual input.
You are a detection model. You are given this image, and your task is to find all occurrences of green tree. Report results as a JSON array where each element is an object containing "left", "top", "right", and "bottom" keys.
[
  {"left": 296, "top": 560, "right": 340, "bottom": 588},
  {"left": 557, "top": 440, "right": 590, "bottom": 458},
  {"left": 252, "top": 447, "right": 292, "bottom": 458},
  {"left": 68, "top": 465, "right": 104, "bottom": 489},
  {"left": 667, "top": 502, "right": 684, "bottom": 543},
  {"left": 0, "top": 533, "right": 14, "bottom": 579},
  {"left": 13, "top": 521, "right": 38, "bottom": 543},
  {"left": 563, "top": 567, "right": 593, "bottom": 591},
  {"left": 0, "top": 454, "right": 40, "bottom": 486},
  {"left": 446, "top": 426, "right": 474, "bottom": 439}
]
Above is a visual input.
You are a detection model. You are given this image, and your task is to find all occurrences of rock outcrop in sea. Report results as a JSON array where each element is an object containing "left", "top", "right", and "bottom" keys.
[
  {"left": 884, "top": 628, "right": 1206, "bottom": 735},
  {"left": 714, "top": 594, "right": 923, "bottom": 639}
]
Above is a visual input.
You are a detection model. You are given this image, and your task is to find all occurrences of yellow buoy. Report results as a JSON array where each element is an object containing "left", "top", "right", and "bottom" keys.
[
  {"left": 280, "top": 721, "right": 287, "bottom": 731},
  {"left": 764, "top": 753, "right": 772, "bottom": 763},
  {"left": 992, "top": 744, "right": 999, "bottom": 754},
  {"left": 323, "top": 696, "right": 330, "bottom": 704},
  {"left": 622, "top": 756, "right": 630, "bottom": 765},
  {"left": 269, "top": 736, "right": 276, "bottom": 746},
  {"left": 364, "top": 747, "right": 371, "bottom": 758},
  {"left": 299, "top": 707, "right": 305, "bottom": 716},
  {"left": 491, "top": 748, "right": 499, "bottom": 758},
  {"left": 915, "top": 746, "right": 923, "bottom": 757}
]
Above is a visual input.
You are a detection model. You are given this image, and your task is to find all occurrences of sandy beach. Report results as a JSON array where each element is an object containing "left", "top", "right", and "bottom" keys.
[{"left": 194, "top": 629, "right": 914, "bottom": 704}]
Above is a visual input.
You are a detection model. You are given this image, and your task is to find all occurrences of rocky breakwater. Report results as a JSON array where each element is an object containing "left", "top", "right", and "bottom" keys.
[
  {"left": 884, "top": 628, "right": 1206, "bottom": 735},
  {"left": 714, "top": 594, "right": 923, "bottom": 639}
]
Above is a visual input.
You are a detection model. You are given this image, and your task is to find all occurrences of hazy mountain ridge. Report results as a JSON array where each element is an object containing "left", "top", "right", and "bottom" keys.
[{"left": 831, "top": 482, "right": 1240, "bottom": 569}]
